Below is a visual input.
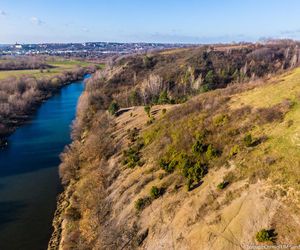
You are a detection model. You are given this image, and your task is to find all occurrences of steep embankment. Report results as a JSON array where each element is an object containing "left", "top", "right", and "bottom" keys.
[{"left": 51, "top": 65, "right": 300, "bottom": 249}]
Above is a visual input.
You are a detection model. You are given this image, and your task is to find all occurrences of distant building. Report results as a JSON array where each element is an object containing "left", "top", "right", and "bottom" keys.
[{"left": 15, "top": 43, "right": 23, "bottom": 49}]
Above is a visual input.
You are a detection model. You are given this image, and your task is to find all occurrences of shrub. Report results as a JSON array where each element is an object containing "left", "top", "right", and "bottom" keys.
[
  {"left": 243, "top": 133, "right": 253, "bottom": 147},
  {"left": 150, "top": 186, "right": 164, "bottom": 199},
  {"left": 162, "top": 108, "right": 167, "bottom": 115},
  {"left": 205, "top": 144, "right": 218, "bottom": 160},
  {"left": 186, "top": 162, "right": 207, "bottom": 190},
  {"left": 213, "top": 114, "right": 228, "bottom": 126},
  {"left": 158, "top": 91, "right": 170, "bottom": 104},
  {"left": 192, "top": 135, "right": 207, "bottom": 154},
  {"left": 159, "top": 158, "right": 176, "bottom": 173},
  {"left": 256, "top": 229, "right": 276, "bottom": 242},
  {"left": 108, "top": 101, "right": 119, "bottom": 116},
  {"left": 199, "top": 84, "right": 211, "bottom": 93},
  {"left": 177, "top": 154, "right": 207, "bottom": 190},
  {"left": 204, "top": 70, "right": 216, "bottom": 90},
  {"left": 122, "top": 141, "right": 144, "bottom": 168},
  {"left": 217, "top": 181, "right": 229, "bottom": 190},
  {"left": 135, "top": 197, "right": 151, "bottom": 211}
]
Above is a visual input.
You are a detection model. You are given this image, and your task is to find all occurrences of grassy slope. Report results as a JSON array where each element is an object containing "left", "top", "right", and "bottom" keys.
[
  {"left": 144, "top": 67, "right": 300, "bottom": 192},
  {"left": 0, "top": 60, "right": 101, "bottom": 80},
  {"left": 230, "top": 68, "right": 300, "bottom": 190},
  {"left": 129, "top": 67, "right": 300, "bottom": 247}
]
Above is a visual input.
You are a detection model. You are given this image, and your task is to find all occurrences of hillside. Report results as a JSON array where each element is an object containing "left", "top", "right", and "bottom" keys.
[{"left": 50, "top": 45, "right": 300, "bottom": 249}]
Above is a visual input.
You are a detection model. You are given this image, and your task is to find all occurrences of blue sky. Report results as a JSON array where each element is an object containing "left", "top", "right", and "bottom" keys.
[{"left": 1, "top": 0, "right": 300, "bottom": 44}]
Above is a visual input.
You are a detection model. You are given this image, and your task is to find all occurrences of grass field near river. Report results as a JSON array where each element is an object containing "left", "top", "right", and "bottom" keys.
[{"left": 0, "top": 59, "right": 102, "bottom": 80}]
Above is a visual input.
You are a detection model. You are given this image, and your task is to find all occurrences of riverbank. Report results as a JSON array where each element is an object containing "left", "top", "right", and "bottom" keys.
[
  {"left": 0, "top": 75, "right": 89, "bottom": 249},
  {"left": 0, "top": 66, "right": 95, "bottom": 146}
]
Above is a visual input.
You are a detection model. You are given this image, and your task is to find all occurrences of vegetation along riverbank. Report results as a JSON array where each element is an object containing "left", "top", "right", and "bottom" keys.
[{"left": 0, "top": 57, "right": 102, "bottom": 146}]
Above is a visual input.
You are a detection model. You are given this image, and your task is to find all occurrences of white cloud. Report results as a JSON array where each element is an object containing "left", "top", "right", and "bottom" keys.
[
  {"left": 30, "top": 16, "right": 44, "bottom": 25},
  {"left": 0, "top": 10, "right": 7, "bottom": 16}
]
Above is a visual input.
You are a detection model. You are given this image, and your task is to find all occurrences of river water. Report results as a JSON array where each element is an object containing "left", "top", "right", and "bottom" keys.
[{"left": 0, "top": 75, "right": 89, "bottom": 250}]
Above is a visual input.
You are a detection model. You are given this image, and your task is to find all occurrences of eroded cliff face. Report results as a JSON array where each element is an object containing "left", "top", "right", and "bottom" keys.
[
  {"left": 50, "top": 44, "right": 300, "bottom": 250},
  {"left": 50, "top": 103, "right": 300, "bottom": 250}
]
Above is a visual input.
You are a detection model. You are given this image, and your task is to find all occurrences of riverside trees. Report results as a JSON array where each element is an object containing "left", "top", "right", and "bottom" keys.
[{"left": 0, "top": 66, "right": 94, "bottom": 139}]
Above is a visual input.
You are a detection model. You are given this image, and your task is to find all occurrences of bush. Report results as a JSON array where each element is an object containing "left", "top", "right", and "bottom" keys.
[
  {"left": 122, "top": 141, "right": 144, "bottom": 168},
  {"left": 150, "top": 186, "right": 164, "bottom": 199},
  {"left": 205, "top": 144, "right": 218, "bottom": 160},
  {"left": 108, "top": 101, "right": 119, "bottom": 116},
  {"left": 162, "top": 108, "right": 167, "bottom": 115},
  {"left": 192, "top": 135, "right": 207, "bottom": 154},
  {"left": 135, "top": 197, "right": 151, "bottom": 211},
  {"left": 159, "top": 158, "right": 176, "bottom": 173},
  {"left": 204, "top": 70, "right": 216, "bottom": 90},
  {"left": 213, "top": 114, "right": 228, "bottom": 126},
  {"left": 217, "top": 181, "right": 229, "bottom": 190},
  {"left": 243, "top": 133, "right": 253, "bottom": 147},
  {"left": 185, "top": 161, "right": 207, "bottom": 191},
  {"left": 158, "top": 91, "right": 170, "bottom": 104},
  {"left": 176, "top": 154, "right": 207, "bottom": 190},
  {"left": 256, "top": 229, "right": 276, "bottom": 242}
]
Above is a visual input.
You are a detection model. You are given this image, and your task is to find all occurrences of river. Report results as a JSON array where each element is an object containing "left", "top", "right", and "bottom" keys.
[{"left": 0, "top": 74, "right": 89, "bottom": 250}]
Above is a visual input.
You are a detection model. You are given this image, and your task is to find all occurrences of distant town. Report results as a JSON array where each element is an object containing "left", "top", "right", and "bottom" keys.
[{"left": 0, "top": 42, "right": 191, "bottom": 58}]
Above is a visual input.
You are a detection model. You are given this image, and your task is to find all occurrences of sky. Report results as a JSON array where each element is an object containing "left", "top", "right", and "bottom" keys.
[{"left": 1, "top": 0, "right": 300, "bottom": 44}]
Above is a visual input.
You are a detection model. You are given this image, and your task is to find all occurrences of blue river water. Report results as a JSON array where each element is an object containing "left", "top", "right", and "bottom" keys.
[{"left": 0, "top": 75, "right": 89, "bottom": 250}]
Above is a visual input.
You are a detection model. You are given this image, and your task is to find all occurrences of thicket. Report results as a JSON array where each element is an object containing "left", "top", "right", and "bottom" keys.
[{"left": 58, "top": 110, "right": 116, "bottom": 248}]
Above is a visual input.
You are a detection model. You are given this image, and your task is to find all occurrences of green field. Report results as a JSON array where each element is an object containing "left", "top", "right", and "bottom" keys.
[{"left": 0, "top": 60, "right": 102, "bottom": 80}]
